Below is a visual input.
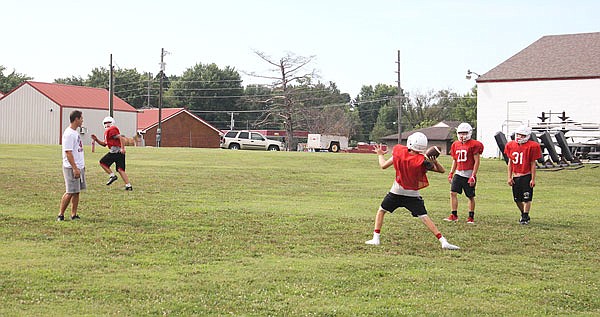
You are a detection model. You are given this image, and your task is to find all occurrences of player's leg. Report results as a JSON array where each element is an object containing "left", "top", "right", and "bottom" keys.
[
  {"left": 409, "top": 197, "right": 459, "bottom": 250},
  {"left": 366, "top": 208, "right": 386, "bottom": 245},
  {"left": 100, "top": 153, "right": 119, "bottom": 185},
  {"left": 445, "top": 175, "right": 462, "bottom": 221},
  {"left": 115, "top": 154, "right": 132, "bottom": 190},
  {"left": 70, "top": 193, "right": 80, "bottom": 219}
]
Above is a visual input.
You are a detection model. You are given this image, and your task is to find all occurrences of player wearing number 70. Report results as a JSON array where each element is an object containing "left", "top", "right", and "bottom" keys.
[
  {"left": 445, "top": 123, "right": 484, "bottom": 224},
  {"left": 504, "top": 125, "right": 542, "bottom": 225}
]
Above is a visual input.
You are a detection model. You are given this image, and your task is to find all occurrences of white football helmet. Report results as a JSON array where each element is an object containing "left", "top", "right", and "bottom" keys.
[
  {"left": 407, "top": 132, "right": 428, "bottom": 153},
  {"left": 515, "top": 125, "right": 531, "bottom": 144},
  {"left": 456, "top": 122, "right": 473, "bottom": 142},
  {"left": 103, "top": 116, "right": 115, "bottom": 129}
]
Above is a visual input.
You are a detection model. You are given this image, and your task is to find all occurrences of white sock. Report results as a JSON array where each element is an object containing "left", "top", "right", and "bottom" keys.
[
  {"left": 109, "top": 173, "right": 115, "bottom": 177},
  {"left": 126, "top": 183, "right": 131, "bottom": 187},
  {"left": 372, "top": 232, "right": 380, "bottom": 240}
]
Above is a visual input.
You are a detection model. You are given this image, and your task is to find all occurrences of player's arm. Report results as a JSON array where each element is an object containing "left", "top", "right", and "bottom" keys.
[
  {"left": 65, "top": 150, "right": 80, "bottom": 178},
  {"left": 507, "top": 160, "right": 514, "bottom": 186},
  {"left": 448, "top": 159, "right": 457, "bottom": 182},
  {"left": 118, "top": 135, "right": 127, "bottom": 153},
  {"left": 468, "top": 153, "right": 481, "bottom": 186},
  {"left": 425, "top": 157, "right": 445, "bottom": 173},
  {"left": 91, "top": 134, "right": 107, "bottom": 147},
  {"left": 529, "top": 159, "right": 537, "bottom": 187},
  {"left": 374, "top": 144, "right": 393, "bottom": 169}
]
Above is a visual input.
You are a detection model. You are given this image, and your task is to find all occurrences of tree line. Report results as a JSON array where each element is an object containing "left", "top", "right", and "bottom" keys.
[{"left": 1, "top": 55, "right": 476, "bottom": 146}]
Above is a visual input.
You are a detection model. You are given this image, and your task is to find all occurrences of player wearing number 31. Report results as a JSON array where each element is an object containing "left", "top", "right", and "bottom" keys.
[
  {"left": 504, "top": 125, "right": 542, "bottom": 225},
  {"left": 445, "top": 123, "right": 484, "bottom": 224}
]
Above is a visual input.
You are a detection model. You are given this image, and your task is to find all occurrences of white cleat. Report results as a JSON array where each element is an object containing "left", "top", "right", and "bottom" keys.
[
  {"left": 442, "top": 242, "right": 460, "bottom": 250},
  {"left": 365, "top": 239, "right": 380, "bottom": 245}
]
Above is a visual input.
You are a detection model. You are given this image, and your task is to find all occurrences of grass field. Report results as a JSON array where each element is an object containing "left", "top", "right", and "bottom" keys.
[{"left": 0, "top": 144, "right": 599, "bottom": 316}]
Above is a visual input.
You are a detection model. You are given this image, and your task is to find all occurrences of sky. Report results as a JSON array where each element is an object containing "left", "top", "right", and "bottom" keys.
[{"left": 2, "top": 0, "right": 599, "bottom": 97}]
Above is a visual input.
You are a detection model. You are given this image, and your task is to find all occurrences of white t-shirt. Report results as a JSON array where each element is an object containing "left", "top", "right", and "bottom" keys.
[{"left": 62, "top": 127, "right": 85, "bottom": 169}]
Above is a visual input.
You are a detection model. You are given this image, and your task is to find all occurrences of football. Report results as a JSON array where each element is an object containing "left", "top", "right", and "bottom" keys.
[{"left": 424, "top": 146, "right": 441, "bottom": 159}]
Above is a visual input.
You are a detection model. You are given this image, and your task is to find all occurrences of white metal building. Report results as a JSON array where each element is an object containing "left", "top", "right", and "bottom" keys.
[
  {"left": 0, "top": 81, "right": 138, "bottom": 145},
  {"left": 476, "top": 32, "right": 600, "bottom": 158}
]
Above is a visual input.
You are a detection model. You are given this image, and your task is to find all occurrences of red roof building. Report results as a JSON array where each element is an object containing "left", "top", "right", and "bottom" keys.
[
  {"left": 137, "top": 108, "right": 222, "bottom": 148},
  {"left": 0, "top": 81, "right": 137, "bottom": 145}
]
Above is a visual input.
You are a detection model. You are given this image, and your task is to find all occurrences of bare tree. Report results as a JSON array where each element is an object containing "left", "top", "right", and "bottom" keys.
[{"left": 246, "top": 51, "right": 318, "bottom": 150}]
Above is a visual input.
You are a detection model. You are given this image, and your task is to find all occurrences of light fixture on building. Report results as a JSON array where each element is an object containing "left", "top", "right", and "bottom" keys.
[{"left": 465, "top": 69, "right": 481, "bottom": 80}]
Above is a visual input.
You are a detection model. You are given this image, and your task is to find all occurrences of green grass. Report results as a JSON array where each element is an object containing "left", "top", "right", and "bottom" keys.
[{"left": 0, "top": 144, "right": 599, "bottom": 316}]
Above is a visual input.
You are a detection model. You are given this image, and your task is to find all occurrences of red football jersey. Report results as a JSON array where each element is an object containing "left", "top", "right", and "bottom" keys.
[
  {"left": 450, "top": 139, "right": 484, "bottom": 171},
  {"left": 504, "top": 140, "right": 542, "bottom": 174},
  {"left": 392, "top": 145, "right": 429, "bottom": 190},
  {"left": 104, "top": 125, "right": 122, "bottom": 148}
]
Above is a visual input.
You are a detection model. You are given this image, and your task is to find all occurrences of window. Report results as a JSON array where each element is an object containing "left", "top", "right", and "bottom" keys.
[
  {"left": 238, "top": 132, "right": 249, "bottom": 139},
  {"left": 251, "top": 133, "right": 264, "bottom": 141}
]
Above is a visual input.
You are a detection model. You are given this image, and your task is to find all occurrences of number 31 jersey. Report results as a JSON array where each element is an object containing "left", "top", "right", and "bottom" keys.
[{"left": 504, "top": 140, "right": 542, "bottom": 174}]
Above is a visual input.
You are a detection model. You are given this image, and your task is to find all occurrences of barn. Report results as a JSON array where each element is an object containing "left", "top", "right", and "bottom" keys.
[
  {"left": 0, "top": 81, "right": 137, "bottom": 145},
  {"left": 476, "top": 32, "right": 600, "bottom": 158},
  {"left": 137, "top": 108, "right": 222, "bottom": 148}
]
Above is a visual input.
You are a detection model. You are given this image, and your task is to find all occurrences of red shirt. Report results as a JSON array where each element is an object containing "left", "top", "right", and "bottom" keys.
[
  {"left": 104, "top": 125, "right": 122, "bottom": 148},
  {"left": 504, "top": 140, "right": 542, "bottom": 174},
  {"left": 392, "top": 145, "right": 429, "bottom": 190},
  {"left": 450, "top": 139, "right": 484, "bottom": 171}
]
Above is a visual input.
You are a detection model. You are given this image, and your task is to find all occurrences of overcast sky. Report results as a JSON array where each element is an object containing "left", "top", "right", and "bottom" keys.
[{"left": 3, "top": 0, "right": 598, "bottom": 97}]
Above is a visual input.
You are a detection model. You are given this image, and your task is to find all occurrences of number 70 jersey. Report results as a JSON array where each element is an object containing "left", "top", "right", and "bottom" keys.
[
  {"left": 450, "top": 139, "right": 484, "bottom": 171},
  {"left": 503, "top": 140, "right": 542, "bottom": 174}
]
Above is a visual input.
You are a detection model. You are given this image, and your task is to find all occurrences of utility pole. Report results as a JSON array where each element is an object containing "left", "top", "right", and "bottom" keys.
[
  {"left": 109, "top": 54, "right": 114, "bottom": 117},
  {"left": 157, "top": 48, "right": 166, "bottom": 147},
  {"left": 147, "top": 72, "right": 152, "bottom": 108},
  {"left": 396, "top": 50, "right": 403, "bottom": 145}
]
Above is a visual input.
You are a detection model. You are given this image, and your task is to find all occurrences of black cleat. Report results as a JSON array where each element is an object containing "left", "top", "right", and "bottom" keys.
[
  {"left": 71, "top": 215, "right": 80, "bottom": 220},
  {"left": 57, "top": 215, "right": 65, "bottom": 221},
  {"left": 125, "top": 185, "right": 133, "bottom": 191},
  {"left": 106, "top": 175, "right": 118, "bottom": 186},
  {"left": 519, "top": 215, "right": 530, "bottom": 225}
]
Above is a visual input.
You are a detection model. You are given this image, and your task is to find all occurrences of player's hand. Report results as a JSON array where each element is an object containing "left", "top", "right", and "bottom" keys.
[
  {"left": 468, "top": 175, "right": 476, "bottom": 187},
  {"left": 530, "top": 179, "right": 535, "bottom": 188},
  {"left": 373, "top": 144, "right": 388, "bottom": 156},
  {"left": 507, "top": 178, "right": 514, "bottom": 186},
  {"left": 73, "top": 167, "right": 81, "bottom": 179},
  {"left": 448, "top": 172, "right": 454, "bottom": 183},
  {"left": 91, "top": 134, "right": 97, "bottom": 141},
  {"left": 120, "top": 148, "right": 126, "bottom": 154}
]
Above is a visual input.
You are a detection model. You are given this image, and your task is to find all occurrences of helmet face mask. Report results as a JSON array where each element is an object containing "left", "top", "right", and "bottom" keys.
[
  {"left": 407, "top": 132, "right": 428, "bottom": 153},
  {"left": 456, "top": 123, "right": 473, "bottom": 143},
  {"left": 515, "top": 125, "right": 531, "bottom": 144}
]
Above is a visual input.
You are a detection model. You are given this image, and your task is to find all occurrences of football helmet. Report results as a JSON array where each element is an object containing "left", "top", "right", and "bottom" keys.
[
  {"left": 407, "top": 132, "right": 428, "bottom": 153},
  {"left": 456, "top": 122, "right": 473, "bottom": 142},
  {"left": 515, "top": 125, "right": 531, "bottom": 144},
  {"left": 103, "top": 116, "right": 115, "bottom": 129}
]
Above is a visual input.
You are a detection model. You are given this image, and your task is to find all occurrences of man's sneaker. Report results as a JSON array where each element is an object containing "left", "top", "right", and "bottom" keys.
[
  {"left": 444, "top": 214, "right": 458, "bottom": 222},
  {"left": 519, "top": 215, "right": 530, "bottom": 225},
  {"left": 442, "top": 242, "right": 460, "bottom": 250},
  {"left": 106, "top": 175, "right": 118, "bottom": 186},
  {"left": 125, "top": 185, "right": 133, "bottom": 191},
  {"left": 466, "top": 217, "right": 475, "bottom": 224},
  {"left": 71, "top": 215, "right": 80, "bottom": 220},
  {"left": 365, "top": 238, "right": 380, "bottom": 245},
  {"left": 57, "top": 215, "right": 65, "bottom": 221}
]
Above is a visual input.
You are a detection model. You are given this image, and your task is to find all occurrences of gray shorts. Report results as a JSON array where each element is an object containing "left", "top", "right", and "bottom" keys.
[{"left": 63, "top": 167, "right": 87, "bottom": 193}]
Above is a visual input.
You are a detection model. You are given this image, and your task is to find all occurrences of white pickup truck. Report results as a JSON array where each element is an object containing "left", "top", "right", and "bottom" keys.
[{"left": 306, "top": 134, "right": 349, "bottom": 152}]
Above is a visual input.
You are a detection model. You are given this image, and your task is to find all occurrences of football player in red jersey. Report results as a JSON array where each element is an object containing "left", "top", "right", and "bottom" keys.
[
  {"left": 365, "top": 132, "right": 460, "bottom": 250},
  {"left": 445, "top": 123, "right": 484, "bottom": 224},
  {"left": 91, "top": 116, "right": 133, "bottom": 191},
  {"left": 504, "top": 125, "right": 542, "bottom": 224}
]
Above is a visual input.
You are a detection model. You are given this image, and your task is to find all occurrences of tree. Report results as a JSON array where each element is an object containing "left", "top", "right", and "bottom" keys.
[
  {"left": 247, "top": 51, "right": 318, "bottom": 150},
  {"left": 355, "top": 84, "right": 398, "bottom": 142},
  {"left": 54, "top": 76, "right": 85, "bottom": 86},
  {"left": 0, "top": 66, "right": 32, "bottom": 93},
  {"left": 166, "top": 63, "right": 243, "bottom": 129}
]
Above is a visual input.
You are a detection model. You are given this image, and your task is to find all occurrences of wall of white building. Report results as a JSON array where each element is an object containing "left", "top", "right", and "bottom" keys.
[
  {"left": 0, "top": 84, "right": 61, "bottom": 144},
  {"left": 477, "top": 78, "right": 600, "bottom": 158}
]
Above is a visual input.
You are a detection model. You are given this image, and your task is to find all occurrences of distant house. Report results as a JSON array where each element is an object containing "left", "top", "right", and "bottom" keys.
[
  {"left": 476, "top": 32, "right": 600, "bottom": 157},
  {"left": 137, "top": 108, "right": 222, "bottom": 148},
  {"left": 380, "top": 121, "right": 460, "bottom": 154},
  {"left": 0, "top": 81, "right": 137, "bottom": 145}
]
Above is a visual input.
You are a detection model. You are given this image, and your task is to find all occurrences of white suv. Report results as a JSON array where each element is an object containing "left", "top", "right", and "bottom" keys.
[{"left": 220, "top": 130, "right": 283, "bottom": 151}]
